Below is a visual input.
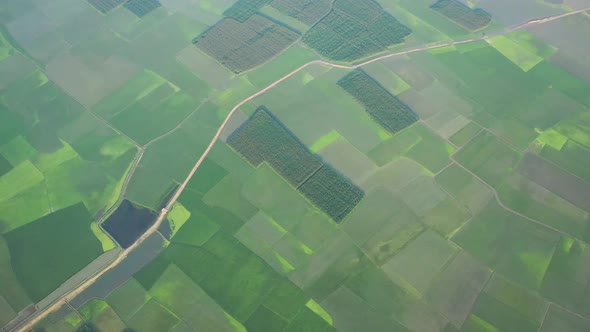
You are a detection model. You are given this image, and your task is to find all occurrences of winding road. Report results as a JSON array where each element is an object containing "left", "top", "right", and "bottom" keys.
[{"left": 13, "top": 6, "right": 590, "bottom": 332}]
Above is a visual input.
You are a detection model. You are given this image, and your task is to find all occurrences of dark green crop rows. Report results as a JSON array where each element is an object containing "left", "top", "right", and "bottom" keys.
[
  {"left": 224, "top": 0, "right": 272, "bottom": 22},
  {"left": 270, "top": 0, "right": 332, "bottom": 25},
  {"left": 123, "top": 0, "right": 161, "bottom": 18},
  {"left": 86, "top": 0, "right": 126, "bottom": 13},
  {"left": 194, "top": 15, "right": 299, "bottom": 73},
  {"left": 228, "top": 107, "right": 322, "bottom": 187},
  {"left": 299, "top": 166, "right": 364, "bottom": 222},
  {"left": 431, "top": 0, "right": 491, "bottom": 31},
  {"left": 228, "top": 107, "right": 364, "bottom": 222},
  {"left": 302, "top": 0, "right": 411, "bottom": 61},
  {"left": 338, "top": 70, "right": 418, "bottom": 133}
]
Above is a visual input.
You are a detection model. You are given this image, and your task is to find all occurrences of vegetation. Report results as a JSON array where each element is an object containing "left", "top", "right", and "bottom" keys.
[
  {"left": 4, "top": 203, "right": 102, "bottom": 302},
  {"left": 228, "top": 107, "right": 323, "bottom": 187},
  {"left": 299, "top": 166, "right": 364, "bottom": 222},
  {"left": 229, "top": 107, "right": 364, "bottom": 222},
  {"left": 5, "top": 0, "right": 590, "bottom": 330},
  {"left": 123, "top": 0, "right": 162, "bottom": 18},
  {"left": 431, "top": 0, "right": 492, "bottom": 31},
  {"left": 338, "top": 70, "right": 418, "bottom": 133},
  {"left": 270, "top": 0, "right": 332, "bottom": 25},
  {"left": 86, "top": 0, "right": 126, "bottom": 13},
  {"left": 224, "top": 0, "right": 272, "bottom": 22},
  {"left": 303, "top": 0, "right": 411, "bottom": 61},
  {"left": 195, "top": 15, "right": 300, "bottom": 73}
]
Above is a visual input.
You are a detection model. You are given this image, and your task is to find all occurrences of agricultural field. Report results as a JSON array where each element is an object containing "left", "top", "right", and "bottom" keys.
[
  {"left": 338, "top": 69, "right": 418, "bottom": 134},
  {"left": 270, "top": 0, "right": 332, "bottom": 26},
  {"left": 194, "top": 11, "right": 300, "bottom": 73},
  {"left": 1, "top": 0, "right": 590, "bottom": 331},
  {"left": 431, "top": 0, "right": 492, "bottom": 31},
  {"left": 302, "top": 0, "right": 412, "bottom": 61},
  {"left": 228, "top": 107, "right": 364, "bottom": 222}
]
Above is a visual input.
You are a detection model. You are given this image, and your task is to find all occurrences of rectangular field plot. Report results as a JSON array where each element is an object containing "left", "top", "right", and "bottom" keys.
[
  {"left": 228, "top": 107, "right": 322, "bottom": 187},
  {"left": 540, "top": 305, "right": 590, "bottom": 332},
  {"left": 426, "top": 252, "right": 491, "bottom": 328},
  {"left": 455, "top": 131, "right": 522, "bottom": 188},
  {"left": 338, "top": 70, "right": 418, "bottom": 134},
  {"left": 4, "top": 203, "right": 103, "bottom": 302},
  {"left": 452, "top": 201, "right": 560, "bottom": 290},
  {"left": 270, "top": 0, "right": 332, "bottom": 26},
  {"left": 229, "top": 108, "right": 364, "bottom": 222},
  {"left": 224, "top": 0, "right": 272, "bottom": 22},
  {"left": 382, "top": 229, "right": 458, "bottom": 295},
  {"left": 302, "top": 0, "right": 411, "bottom": 61},
  {"left": 431, "top": 0, "right": 491, "bottom": 31},
  {"left": 124, "top": 0, "right": 162, "bottom": 17},
  {"left": 299, "top": 166, "right": 364, "bottom": 223},
  {"left": 539, "top": 237, "right": 590, "bottom": 316},
  {"left": 194, "top": 15, "right": 299, "bottom": 73},
  {"left": 87, "top": 0, "right": 126, "bottom": 13}
]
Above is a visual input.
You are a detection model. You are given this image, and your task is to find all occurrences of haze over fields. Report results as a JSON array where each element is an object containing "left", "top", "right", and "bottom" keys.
[{"left": 1, "top": 0, "right": 590, "bottom": 331}]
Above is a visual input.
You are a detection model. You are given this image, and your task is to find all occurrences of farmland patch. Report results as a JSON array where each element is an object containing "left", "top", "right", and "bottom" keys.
[
  {"left": 4, "top": 203, "right": 102, "bottom": 302},
  {"left": 102, "top": 199, "right": 157, "bottom": 248},
  {"left": 303, "top": 0, "right": 411, "bottom": 61},
  {"left": 124, "top": 0, "right": 162, "bottom": 17},
  {"left": 382, "top": 229, "right": 458, "bottom": 294},
  {"left": 0, "top": 234, "right": 31, "bottom": 312},
  {"left": 194, "top": 14, "right": 299, "bottom": 73},
  {"left": 229, "top": 107, "right": 364, "bottom": 222},
  {"left": 106, "top": 278, "right": 150, "bottom": 321},
  {"left": 540, "top": 305, "right": 590, "bottom": 332},
  {"left": 86, "top": 0, "right": 127, "bottom": 14},
  {"left": 486, "top": 35, "right": 544, "bottom": 72},
  {"left": 539, "top": 237, "right": 590, "bottom": 315},
  {"left": 455, "top": 131, "right": 522, "bottom": 188},
  {"left": 270, "top": 0, "right": 332, "bottom": 26},
  {"left": 127, "top": 299, "right": 179, "bottom": 332},
  {"left": 150, "top": 263, "right": 246, "bottom": 331},
  {"left": 426, "top": 252, "right": 491, "bottom": 328},
  {"left": 518, "top": 153, "right": 590, "bottom": 212},
  {"left": 453, "top": 201, "right": 560, "bottom": 290},
  {"left": 431, "top": 0, "right": 491, "bottom": 31},
  {"left": 338, "top": 70, "right": 418, "bottom": 134}
]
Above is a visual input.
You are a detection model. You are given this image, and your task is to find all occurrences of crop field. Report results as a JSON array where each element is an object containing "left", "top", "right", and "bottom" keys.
[
  {"left": 224, "top": 0, "right": 272, "bottom": 22},
  {"left": 338, "top": 70, "right": 418, "bottom": 134},
  {"left": 229, "top": 107, "right": 364, "bottom": 222},
  {"left": 4, "top": 203, "right": 102, "bottom": 302},
  {"left": 194, "top": 14, "right": 300, "bottom": 73},
  {"left": 123, "top": 0, "right": 162, "bottom": 17},
  {"left": 270, "top": 0, "right": 332, "bottom": 26},
  {"left": 86, "top": 0, "right": 127, "bottom": 13},
  {"left": 302, "top": 0, "right": 412, "bottom": 61},
  {"left": 228, "top": 107, "right": 323, "bottom": 186},
  {"left": 3, "top": 0, "right": 590, "bottom": 330},
  {"left": 431, "top": 0, "right": 492, "bottom": 31}
]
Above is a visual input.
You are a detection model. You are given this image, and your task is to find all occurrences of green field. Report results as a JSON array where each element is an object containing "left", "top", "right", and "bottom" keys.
[
  {"left": 3, "top": 0, "right": 590, "bottom": 330},
  {"left": 4, "top": 203, "right": 102, "bottom": 302}
]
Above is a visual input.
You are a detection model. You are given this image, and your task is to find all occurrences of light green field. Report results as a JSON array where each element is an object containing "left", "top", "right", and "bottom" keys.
[
  {"left": 382, "top": 230, "right": 458, "bottom": 295},
  {"left": 486, "top": 35, "right": 545, "bottom": 72},
  {"left": 362, "top": 63, "right": 412, "bottom": 96},
  {"left": 10, "top": 0, "right": 590, "bottom": 331},
  {"left": 150, "top": 263, "right": 246, "bottom": 331},
  {"left": 0, "top": 160, "right": 44, "bottom": 202},
  {"left": 106, "top": 278, "right": 151, "bottom": 321}
]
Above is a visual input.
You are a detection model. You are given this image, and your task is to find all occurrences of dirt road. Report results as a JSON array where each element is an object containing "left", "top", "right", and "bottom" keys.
[{"left": 13, "top": 6, "right": 590, "bottom": 331}]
